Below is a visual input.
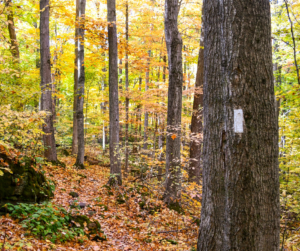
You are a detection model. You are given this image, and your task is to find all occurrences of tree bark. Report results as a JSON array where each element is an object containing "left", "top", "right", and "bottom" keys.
[
  {"left": 153, "top": 114, "right": 157, "bottom": 158},
  {"left": 136, "top": 77, "right": 142, "bottom": 152},
  {"left": 284, "top": 0, "right": 300, "bottom": 85},
  {"left": 124, "top": 0, "right": 129, "bottom": 176},
  {"left": 189, "top": 27, "right": 204, "bottom": 183},
  {"left": 72, "top": 0, "right": 79, "bottom": 155},
  {"left": 143, "top": 50, "right": 151, "bottom": 157},
  {"left": 197, "top": 1, "right": 280, "bottom": 250},
  {"left": 40, "top": 0, "right": 57, "bottom": 162},
  {"left": 107, "top": 0, "right": 122, "bottom": 186},
  {"left": 33, "top": 22, "right": 40, "bottom": 69},
  {"left": 157, "top": 115, "right": 164, "bottom": 181},
  {"left": 74, "top": 0, "right": 86, "bottom": 168},
  {"left": 163, "top": 55, "right": 167, "bottom": 83},
  {"left": 163, "top": 0, "right": 183, "bottom": 207},
  {"left": 5, "top": 0, "right": 19, "bottom": 61}
]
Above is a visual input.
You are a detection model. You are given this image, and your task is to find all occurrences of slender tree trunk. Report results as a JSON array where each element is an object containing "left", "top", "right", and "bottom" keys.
[
  {"left": 125, "top": 0, "right": 129, "bottom": 176},
  {"left": 135, "top": 77, "right": 142, "bottom": 152},
  {"left": 274, "top": 39, "right": 281, "bottom": 132},
  {"left": 52, "top": 23, "right": 58, "bottom": 124},
  {"left": 5, "top": 0, "right": 21, "bottom": 110},
  {"left": 5, "top": 0, "right": 19, "bottom": 61},
  {"left": 197, "top": 1, "right": 280, "bottom": 250},
  {"left": 157, "top": 115, "right": 163, "bottom": 181},
  {"left": 74, "top": 0, "right": 86, "bottom": 168},
  {"left": 157, "top": 50, "right": 162, "bottom": 82},
  {"left": 133, "top": 109, "right": 138, "bottom": 153},
  {"left": 189, "top": 27, "right": 204, "bottom": 183},
  {"left": 33, "top": 22, "right": 40, "bottom": 110},
  {"left": 72, "top": 1, "right": 79, "bottom": 155},
  {"left": 163, "top": 0, "right": 183, "bottom": 207},
  {"left": 33, "top": 22, "right": 40, "bottom": 69},
  {"left": 40, "top": 0, "right": 57, "bottom": 162},
  {"left": 138, "top": 77, "right": 142, "bottom": 152},
  {"left": 100, "top": 77, "right": 107, "bottom": 151},
  {"left": 153, "top": 114, "right": 157, "bottom": 158},
  {"left": 108, "top": 0, "right": 122, "bottom": 186},
  {"left": 119, "top": 58, "right": 123, "bottom": 146},
  {"left": 85, "top": 86, "right": 89, "bottom": 138},
  {"left": 284, "top": 0, "right": 300, "bottom": 85},
  {"left": 163, "top": 55, "right": 167, "bottom": 83},
  {"left": 119, "top": 58, "right": 123, "bottom": 86},
  {"left": 143, "top": 50, "right": 151, "bottom": 156}
]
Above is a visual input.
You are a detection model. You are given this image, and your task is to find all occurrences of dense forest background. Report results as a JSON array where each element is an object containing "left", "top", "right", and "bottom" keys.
[{"left": 0, "top": 0, "right": 300, "bottom": 250}]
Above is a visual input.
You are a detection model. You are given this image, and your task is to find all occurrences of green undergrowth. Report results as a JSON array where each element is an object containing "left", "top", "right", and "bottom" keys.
[{"left": 4, "top": 202, "right": 85, "bottom": 243}]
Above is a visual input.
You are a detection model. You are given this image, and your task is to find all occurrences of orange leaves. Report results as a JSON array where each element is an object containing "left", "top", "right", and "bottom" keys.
[
  {"left": 0, "top": 145, "right": 6, "bottom": 153},
  {"left": 171, "top": 134, "right": 177, "bottom": 140},
  {"left": 0, "top": 154, "right": 201, "bottom": 249}
]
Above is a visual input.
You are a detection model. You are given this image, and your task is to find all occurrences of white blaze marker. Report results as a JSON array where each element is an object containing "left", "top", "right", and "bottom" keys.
[{"left": 234, "top": 109, "right": 244, "bottom": 133}]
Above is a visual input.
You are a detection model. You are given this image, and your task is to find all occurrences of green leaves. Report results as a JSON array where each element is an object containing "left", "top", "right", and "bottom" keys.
[{"left": 5, "top": 202, "right": 85, "bottom": 243}]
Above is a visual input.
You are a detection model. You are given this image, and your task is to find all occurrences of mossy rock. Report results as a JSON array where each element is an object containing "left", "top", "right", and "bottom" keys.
[{"left": 0, "top": 150, "right": 54, "bottom": 212}]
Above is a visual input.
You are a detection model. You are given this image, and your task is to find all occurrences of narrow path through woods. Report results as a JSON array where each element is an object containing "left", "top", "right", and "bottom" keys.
[{"left": 0, "top": 156, "right": 200, "bottom": 250}]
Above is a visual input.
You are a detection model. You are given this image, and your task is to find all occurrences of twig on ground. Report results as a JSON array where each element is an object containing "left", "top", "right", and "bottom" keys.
[{"left": 157, "top": 227, "right": 192, "bottom": 234}]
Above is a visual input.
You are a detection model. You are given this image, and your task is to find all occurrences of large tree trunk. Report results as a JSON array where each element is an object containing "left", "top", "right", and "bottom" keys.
[
  {"left": 5, "top": 0, "right": 19, "bottom": 61},
  {"left": 197, "top": 1, "right": 280, "bottom": 250},
  {"left": 189, "top": 28, "right": 204, "bottom": 183},
  {"left": 124, "top": 0, "right": 129, "bottom": 176},
  {"left": 107, "top": 0, "right": 122, "bottom": 186},
  {"left": 163, "top": 0, "right": 183, "bottom": 207},
  {"left": 74, "top": 0, "right": 86, "bottom": 168},
  {"left": 40, "top": 0, "right": 57, "bottom": 162}
]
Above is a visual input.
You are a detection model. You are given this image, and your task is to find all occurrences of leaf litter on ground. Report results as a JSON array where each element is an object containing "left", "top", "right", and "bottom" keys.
[{"left": 0, "top": 155, "right": 201, "bottom": 250}]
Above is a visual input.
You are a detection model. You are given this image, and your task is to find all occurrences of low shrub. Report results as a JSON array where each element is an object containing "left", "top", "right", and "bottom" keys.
[{"left": 5, "top": 202, "right": 85, "bottom": 243}]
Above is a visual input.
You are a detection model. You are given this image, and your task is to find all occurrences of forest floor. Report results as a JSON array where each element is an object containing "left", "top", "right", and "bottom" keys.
[{"left": 0, "top": 154, "right": 201, "bottom": 250}]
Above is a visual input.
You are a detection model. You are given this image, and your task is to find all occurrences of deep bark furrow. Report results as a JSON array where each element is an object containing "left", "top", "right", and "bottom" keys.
[{"left": 198, "top": 1, "right": 280, "bottom": 250}]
